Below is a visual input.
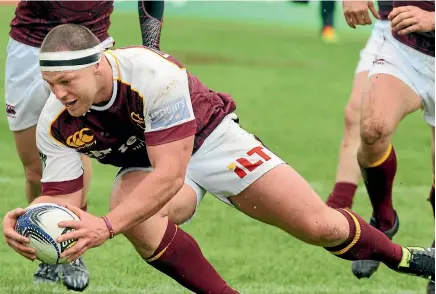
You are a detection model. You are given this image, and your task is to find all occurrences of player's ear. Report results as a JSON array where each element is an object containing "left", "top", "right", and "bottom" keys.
[{"left": 93, "top": 62, "right": 101, "bottom": 75}]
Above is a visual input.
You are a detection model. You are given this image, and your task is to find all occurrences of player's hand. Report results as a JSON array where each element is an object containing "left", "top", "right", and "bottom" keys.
[
  {"left": 2, "top": 208, "right": 36, "bottom": 261},
  {"left": 343, "top": 1, "right": 380, "bottom": 29},
  {"left": 57, "top": 204, "right": 110, "bottom": 262},
  {"left": 389, "top": 6, "right": 435, "bottom": 35}
]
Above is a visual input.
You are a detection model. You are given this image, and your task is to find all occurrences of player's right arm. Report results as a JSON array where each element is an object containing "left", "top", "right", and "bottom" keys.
[
  {"left": 343, "top": 1, "right": 381, "bottom": 29},
  {"left": 2, "top": 108, "right": 84, "bottom": 260}
]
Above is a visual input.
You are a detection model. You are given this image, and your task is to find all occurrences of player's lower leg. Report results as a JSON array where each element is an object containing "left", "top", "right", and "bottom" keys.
[
  {"left": 327, "top": 74, "right": 365, "bottom": 209},
  {"left": 320, "top": 1, "right": 337, "bottom": 43},
  {"left": 325, "top": 209, "right": 434, "bottom": 280},
  {"left": 427, "top": 178, "right": 435, "bottom": 293},
  {"left": 350, "top": 143, "right": 399, "bottom": 278},
  {"left": 229, "top": 164, "right": 433, "bottom": 280},
  {"left": 144, "top": 220, "right": 238, "bottom": 294},
  {"left": 359, "top": 143, "right": 397, "bottom": 231}
]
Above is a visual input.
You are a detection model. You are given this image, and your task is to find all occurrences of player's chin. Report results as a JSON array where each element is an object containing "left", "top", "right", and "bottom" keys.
[
  {"left": 67, "top": 105, "right": 89, "bottom": 117},
  {"left": 67, "top": 109, "right": 84, "bottom": 117}
]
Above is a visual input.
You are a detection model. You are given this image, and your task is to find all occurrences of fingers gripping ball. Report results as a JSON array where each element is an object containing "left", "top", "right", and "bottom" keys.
[{"left": 15, "top": 203, "right": 79, "bottom": 264}]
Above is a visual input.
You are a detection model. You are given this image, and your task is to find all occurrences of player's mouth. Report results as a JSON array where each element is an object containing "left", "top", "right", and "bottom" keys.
[{"left": 64, "top": 100, "right": 78, "bottom": 108}]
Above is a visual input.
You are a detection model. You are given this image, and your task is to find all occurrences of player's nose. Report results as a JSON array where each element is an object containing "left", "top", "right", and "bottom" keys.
[{"left": 52, "top": 85, "right": 68, "bottom": 101}]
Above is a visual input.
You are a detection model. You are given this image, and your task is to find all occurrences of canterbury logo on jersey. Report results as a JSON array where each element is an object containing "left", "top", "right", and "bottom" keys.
[
  {"left": 131, "top": 112, "right": 145, "bottom": 129},
  {"left": 66, "top": 128, "right": 95, "bottom": 148}
]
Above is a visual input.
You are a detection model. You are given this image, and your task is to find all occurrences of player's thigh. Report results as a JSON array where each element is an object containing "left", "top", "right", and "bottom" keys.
[
  {"left": 5, "top": 38, "right": 50, "bottom": 133},
  {"left": 29, "top": 191, "right": 83, "bottom": 208},
  {"left": 229, "top": 164, "right": 348, "bottom": 245},
  {"left": 110, "top": 167, "right": 202, "bottom": 226},
  {"left": 80, "top": 155, "right": 92, "bottom": 203},
  {"left": 110, "top": 168, "right": 202, "bottom": 256},
  {"left": 379, "top": 32, "right": 435, "bottom": 127},
  {"left": 346, "top": 21, "right": 388, "bottom": 130},
  {"left": 361, "top": 73, "right": 421, "bottom": 143},
  {"left": 187, "top": 115, "right": 348, "bottom": 245},
  {"left": 361, "top": 36, "right": 430, "bottom": 141}
]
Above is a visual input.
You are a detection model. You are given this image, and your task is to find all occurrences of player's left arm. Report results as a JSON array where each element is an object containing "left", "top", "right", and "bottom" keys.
[
  {"left": 138, "top": 0, "right": 164, "bottom": 49},
  {"left": 105, "top": 66, "right": 196, "bottom": 234},
  {"left": 106, "top": 135, "right": 193, "bottom": 235},
  {"left": 389, "top": 6, "right": 435, "bottom": 35}
]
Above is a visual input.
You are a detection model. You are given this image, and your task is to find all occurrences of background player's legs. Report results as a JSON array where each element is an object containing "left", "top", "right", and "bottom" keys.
[
  {"left": 110, "top": 170, "right": 238, "bottom": 294},
  {"left": 228, "top": 164, "right": 434, "bottom": 278},
  {"left": 326, "top": 71, "right": 367, "bottom": 209},
  {"left": 350, "top": 74, "right": 422, "bottom": 279},
  {"left": 320, "top": 1, "right": 337, "bottom": 43},
  {"left": 429, "top": 126, "right": 435, "bottom": 293},
  {"left": 13, "top": 127, "right": 91, "bottom": 210},
  {"left": 429, "top": 127, "right": 435, "bottom": 217},
  {"left": 358, "top": 74, "right": 421, "bottom": 230},
  {"left": 13, "top": 127, "right": 41, "bottom": 203},
  {"left": 13, "top": 125, "right": 91, "bottom": 290}
]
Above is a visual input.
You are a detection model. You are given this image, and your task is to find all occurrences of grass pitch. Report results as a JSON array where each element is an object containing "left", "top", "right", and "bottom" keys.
[{"left": 0, "top": 6, "right": 433, "bottom": 294}]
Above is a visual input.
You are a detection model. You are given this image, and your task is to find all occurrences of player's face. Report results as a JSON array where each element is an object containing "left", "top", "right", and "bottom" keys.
[{"left": 42, "top": 67, "right": 99, "bottom": 117}]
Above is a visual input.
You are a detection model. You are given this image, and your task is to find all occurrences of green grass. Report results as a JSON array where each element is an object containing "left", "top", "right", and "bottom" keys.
[{"left": 0, "top": 8, "right": 434, "bottom": 294}]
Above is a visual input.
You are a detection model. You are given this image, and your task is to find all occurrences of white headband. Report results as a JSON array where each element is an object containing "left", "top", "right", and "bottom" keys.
[{"left": 39, "top": 45, "right": 102, "bottom": 72}]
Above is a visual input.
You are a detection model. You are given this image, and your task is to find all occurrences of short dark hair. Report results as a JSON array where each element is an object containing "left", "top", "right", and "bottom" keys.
[{"left": 40, "top": 24, "right": 100, "bottom": 53}]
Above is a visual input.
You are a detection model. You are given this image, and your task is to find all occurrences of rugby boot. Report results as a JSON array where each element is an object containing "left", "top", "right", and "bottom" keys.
[
  {"left": 352, "top": 211, "right": 400, "bottom": 278},
  {"left": 321, "top": 26, "right": 338, "bottom": 44},
  {"left": 396, "top": 247, "right": 435, "bottom": 281},
  {"left": 428, "top": 280, "right": 435, "bottom": 294},
  {"left": 427, "top": 240, "right": 435, "bottom": 294},
  {"left": 61, "top": 257, "right": 89, "bottom": 292},
  {"left": 34, "top": 262, "right": 60, "bottom": 284}
]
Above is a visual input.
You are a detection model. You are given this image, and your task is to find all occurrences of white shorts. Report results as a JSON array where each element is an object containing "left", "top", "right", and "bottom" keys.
[
  {"left": 368, "top": 28, "right": 435, "bottom": 126},
  {"left": 116, "top": 113, "right": 285, "bottom": 219},
  {"left": 5, "top": 37, "right": 115, "bottom": 131},
  {"left": 355, "top": 20, "right": 390, "bottom": 74}
]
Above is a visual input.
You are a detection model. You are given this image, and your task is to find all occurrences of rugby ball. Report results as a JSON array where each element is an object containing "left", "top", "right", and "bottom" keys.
[{"left": 15, "top": 203, "right": 79, "bottom": 264}]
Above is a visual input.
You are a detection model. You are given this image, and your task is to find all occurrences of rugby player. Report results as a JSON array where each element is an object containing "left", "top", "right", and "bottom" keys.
[
  {"left": 3, "top": 24, "right": 435, "bottom": 293},
  {"left": 328, "top": 0, "right": 435, "bottom": 289},
  {"left": 4, "top": 1, "right": 164, "bottom": 291}
]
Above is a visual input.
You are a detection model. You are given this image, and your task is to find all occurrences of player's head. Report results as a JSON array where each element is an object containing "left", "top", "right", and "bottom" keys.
[{"left": 40, "top": 24, "right": 106, "bottom": 117}]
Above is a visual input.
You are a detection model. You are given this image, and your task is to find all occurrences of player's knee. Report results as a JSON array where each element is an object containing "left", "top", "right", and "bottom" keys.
[
  {"left": 310, "top": 226, "right": 345, "bottom": 247},
  {"left": 344, "top": 99, "right": 360, "bottom": 132},
  {"left": 303, "top": 215, "right": 348, "bottom": 247},
  {"left": 125, "top": 230, "right": 158, "bottom": 258},
  {"left": 123, "top": 211, "right": 169, "bottom": 258},
  {"left": 360, "top": 116, "right": 389, "bottom": 146}
]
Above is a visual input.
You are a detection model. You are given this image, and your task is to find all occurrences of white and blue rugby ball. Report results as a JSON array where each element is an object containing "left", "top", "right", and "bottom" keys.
[{"left": 15, "top": 203, "right": 79, "bottom": 264}]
